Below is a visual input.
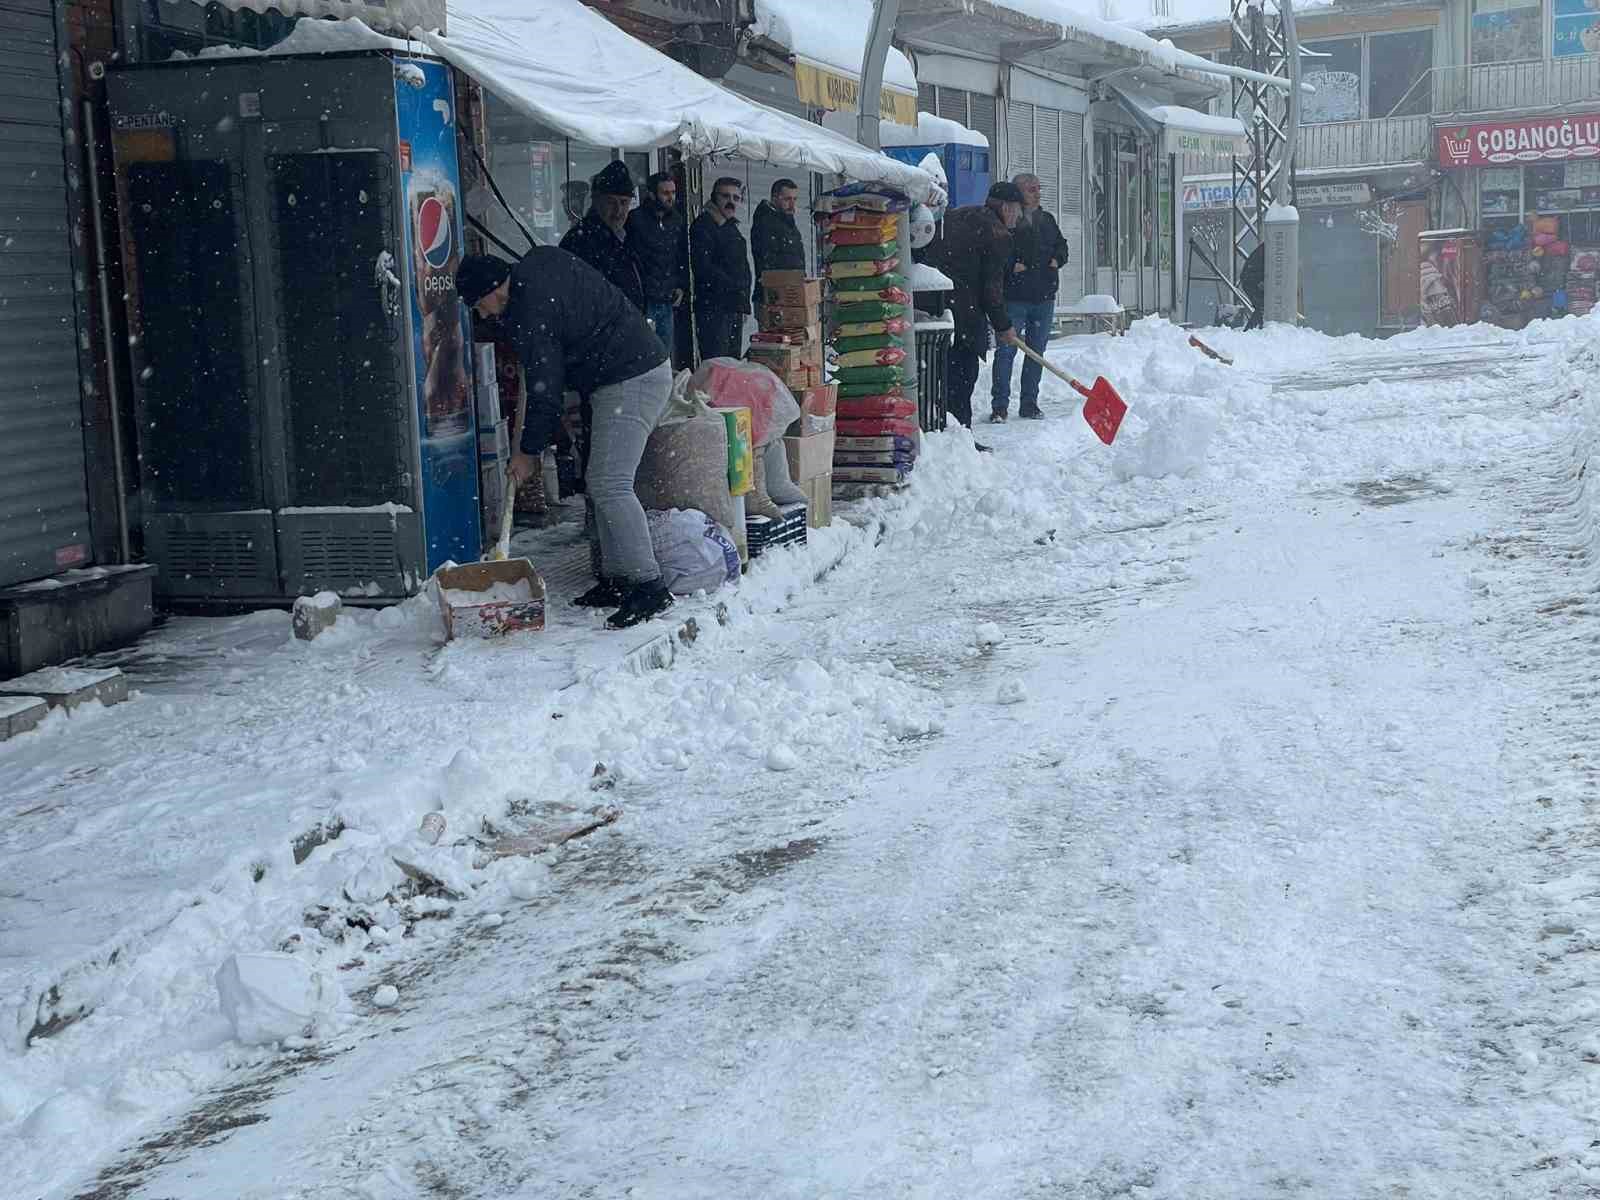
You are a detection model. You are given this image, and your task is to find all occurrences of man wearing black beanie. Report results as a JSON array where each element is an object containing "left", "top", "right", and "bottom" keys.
[
  {"left": 457, "top": 249, "right": 674, "bottom": 630},
  {"left": 926, "top": 181, "right": 1023, "bottom": 446}
]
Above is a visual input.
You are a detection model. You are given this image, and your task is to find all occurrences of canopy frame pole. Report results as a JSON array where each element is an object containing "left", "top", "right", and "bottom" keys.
[{"left": 857, "top": 0, "right": 901, "bottom": 149}]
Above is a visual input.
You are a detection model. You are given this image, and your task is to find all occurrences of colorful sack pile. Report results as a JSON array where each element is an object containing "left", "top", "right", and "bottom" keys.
[{"left": 817, "top": 183, "right": 918, "bottom": 486}]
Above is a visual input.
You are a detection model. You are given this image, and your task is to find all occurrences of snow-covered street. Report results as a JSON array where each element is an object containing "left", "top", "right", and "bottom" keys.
[{"left": 9, "top": 318, "right": 1600, "bottom": 1198}]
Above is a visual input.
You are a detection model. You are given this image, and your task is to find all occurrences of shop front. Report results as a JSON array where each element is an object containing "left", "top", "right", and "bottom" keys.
[
  {"left": 1437, "top": 112, "right": 1600, "bottom": 324},
  {"left": 1095, "top": 85, "right": 1244, "bottom": 316}
]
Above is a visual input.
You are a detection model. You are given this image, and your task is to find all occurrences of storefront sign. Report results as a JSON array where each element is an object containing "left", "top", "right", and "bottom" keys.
[
  {"left": 1297, "top": 181, "right": 1373, "bottom": 207},
  {"left": 1182, "top": 179, "right": 1257, "bottom": 211},
  {"left": 1438, "top": 114, "right": 1600, "bottom": 166},
  {"left": 793, "top": 58, "right": 916, "bottom": 125},
  {"left": 1163, "top": 126, "right": 1248, "bottom": 158}
]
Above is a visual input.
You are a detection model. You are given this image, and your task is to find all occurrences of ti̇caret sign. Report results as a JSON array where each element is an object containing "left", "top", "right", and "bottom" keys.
[{"left": 1437, "top": 114, "right": 1600, "bottom": 167}]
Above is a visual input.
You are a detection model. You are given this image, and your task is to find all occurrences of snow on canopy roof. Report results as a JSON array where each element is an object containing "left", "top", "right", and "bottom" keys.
[
  {"left": 1110, "top": 83, "right": 1247, "bottom": 141},
  {"left": 984, "top": 0, "right": 1294, "bottom": 91},
  {"left": 752, "top": 0, "right": 918, "bottom": 96},
  {"left": 880, "top": 111, "right": 989, "bottom": 149},
  {"left": 419, "top": 0, "right": 943, "bottom": 204}
]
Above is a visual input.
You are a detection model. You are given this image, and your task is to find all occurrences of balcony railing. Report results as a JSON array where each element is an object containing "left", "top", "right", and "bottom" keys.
[
  {"left": 1178, "top": 115, "right": 1430, "bottom": 177},
  {"left": 1428, "top": 57, "right": 1600, "bottom": 116},
  {"left": 1295, "top": 116, "right": 1432, "bottom": 169}
]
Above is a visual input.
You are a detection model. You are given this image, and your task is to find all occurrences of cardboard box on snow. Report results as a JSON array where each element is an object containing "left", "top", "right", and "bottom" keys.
[
  {"left": 759, "top": 302, "right": 821, "bottom": 332},
  {"left": 760, "top": 270, "right": 823, "bottom": 309},
  {"left": 785, "top": 429, "right": 835, "bottom": 484}
]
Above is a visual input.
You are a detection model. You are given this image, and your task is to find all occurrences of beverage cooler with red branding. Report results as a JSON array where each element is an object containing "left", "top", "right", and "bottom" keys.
[{"left": 107, "top": 51, "right": 480, "bottom": 604}]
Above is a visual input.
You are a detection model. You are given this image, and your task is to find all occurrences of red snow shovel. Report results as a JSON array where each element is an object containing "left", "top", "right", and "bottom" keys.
[
  {"left": 1188, "top": 334, "right": 1233, "bottom": 366},
  {"left": 1013, "top": 341, "right": 1128, "bottom": 445}
]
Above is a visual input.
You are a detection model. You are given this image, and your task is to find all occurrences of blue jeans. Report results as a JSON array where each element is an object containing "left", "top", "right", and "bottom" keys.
[
  {"left": 990, "top": 299, "right": 1055, "bottom": 414},
  {"left": 645, "top": 302, "right": 674, "bottom": 359}
]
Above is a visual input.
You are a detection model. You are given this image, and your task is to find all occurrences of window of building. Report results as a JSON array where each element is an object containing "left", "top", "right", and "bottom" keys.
[
  {"left": 1471, "top": 0, "right": 1542, "bottom": 64},
  {"left": 1368, "top": 29, "right": 1434, "bottom": 118},
  {"left": 1553, "top": 0, "right": 1600, "bottom": 57},
  {"left": 1301, "top": 38, "right": 1363, "bottom": 123},
  {"left": 137, "top": 0, "right": 296, "bottom": 60}
]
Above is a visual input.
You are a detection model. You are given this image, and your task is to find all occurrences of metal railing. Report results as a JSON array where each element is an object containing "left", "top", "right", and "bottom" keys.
[
  {"left": 1427, "top": 58, "right": 1600, "bottom": 116},
  {"left": 1294, "top": 115, "right": 1432, "bottom": 168}
]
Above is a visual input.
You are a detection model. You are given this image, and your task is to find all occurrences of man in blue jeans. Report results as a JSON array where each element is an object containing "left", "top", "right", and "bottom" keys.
[{"left": 990, "top": 173, "right": 1070, "bottom": 421}]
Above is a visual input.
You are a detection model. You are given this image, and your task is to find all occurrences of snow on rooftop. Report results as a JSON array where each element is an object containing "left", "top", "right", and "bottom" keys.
[
  {"left": 752, "top": 0, "right": 919, "bottom": 95},
  {"left": 880, "top": 111, "right": 990, "bottom": 149}
]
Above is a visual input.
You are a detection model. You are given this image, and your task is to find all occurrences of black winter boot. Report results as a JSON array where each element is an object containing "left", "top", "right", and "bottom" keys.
[
  {"left": 605, "top": 579, "right": 674, "bottom": 630},
  {"left": 573, "top": 578, "right": 626, "bottom": 608}
]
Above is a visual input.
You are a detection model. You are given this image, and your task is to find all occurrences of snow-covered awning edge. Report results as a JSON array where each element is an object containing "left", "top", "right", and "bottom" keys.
[
  {"left": 415, "top": 0, "right": 944, "bottom": 205},
  {"left": 188, "top": 0, "right": 443, "bottom": 35}
]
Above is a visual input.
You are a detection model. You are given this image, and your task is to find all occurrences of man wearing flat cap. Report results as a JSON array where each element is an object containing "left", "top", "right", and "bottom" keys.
[
  {"left": 927, "top": 181, "right": 1024, "bottom": 444},
  {"left": 560, "top": 159, "right": 646, "bottom": 313}
]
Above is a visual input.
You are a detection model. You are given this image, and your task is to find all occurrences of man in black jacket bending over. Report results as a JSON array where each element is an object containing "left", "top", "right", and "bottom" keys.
[
  {"left": 690, "top": 176, "right": 751, "bottom": 361},
  {"left": 456, "top": 251, "right": 673, "bottom": 630}
]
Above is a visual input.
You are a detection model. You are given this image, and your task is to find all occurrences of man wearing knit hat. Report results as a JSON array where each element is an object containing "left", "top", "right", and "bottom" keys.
[
  {"left": 926, "top": 180, "right": 1023, "bottom": 445},
  {"left": 456, "top": 250, "right": 673, "bottom": 630},
  {"left": 559, "top": 159, "right": 646, "bottom": 313}
]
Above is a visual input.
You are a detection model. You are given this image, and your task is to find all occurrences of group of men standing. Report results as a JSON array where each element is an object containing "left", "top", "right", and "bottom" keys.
[
  {"left": 554, "top": 161, "right": 810, "bottom": 366},
  {"left": 929, "top": 173, "right": 1072, "bottom": 442}
]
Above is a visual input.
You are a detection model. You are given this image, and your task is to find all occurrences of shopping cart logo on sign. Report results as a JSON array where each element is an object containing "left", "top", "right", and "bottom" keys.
[{"left": 1439, "top": 129, "right": 1474, "bottom": 167}]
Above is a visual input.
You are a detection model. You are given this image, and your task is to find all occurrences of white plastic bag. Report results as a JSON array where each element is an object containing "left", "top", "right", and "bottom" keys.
[{"left": 647, "top": 508, "right": 740, "bottom": 595}]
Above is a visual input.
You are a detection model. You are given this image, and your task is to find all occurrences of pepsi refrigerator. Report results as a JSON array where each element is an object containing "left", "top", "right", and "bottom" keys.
[{"left": 107, "top": 51, "right": 481, "bottom": 604}]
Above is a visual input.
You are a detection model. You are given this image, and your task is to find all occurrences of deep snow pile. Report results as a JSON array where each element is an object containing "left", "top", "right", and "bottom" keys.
[{"left": 5, "top": 311, "right": 1600, "bottom": 1198}]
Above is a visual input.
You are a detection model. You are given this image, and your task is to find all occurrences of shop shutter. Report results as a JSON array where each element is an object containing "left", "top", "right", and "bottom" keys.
[
  {"left": 934, "top": 86, "right": 967, "bottom": 129},
  {"left": 1005, "top": 101, "right": 1034, "bottom": 177},
  {"left": 1035, "top": 107, "right": 1060, "bottom": 212},
  {"left": 1059, "top": 111, "right": 1087, "bottom": 304},
  {"left": 0, "top": 0, "right": 93, "bottom": 587},
  {"left": 968, "top": 93, "right": 998, "bottom": 154},
  {"left": 918, "top": 82, "right": 936, "bottom": 117}
]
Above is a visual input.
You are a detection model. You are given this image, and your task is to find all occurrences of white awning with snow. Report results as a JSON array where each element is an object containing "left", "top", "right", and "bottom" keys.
[
  {"left": 417, "top": 0, "right": 942, "bottom": 203},
  {"left": 1109, "top": 83, "right": 1248, "bottom": 159}
]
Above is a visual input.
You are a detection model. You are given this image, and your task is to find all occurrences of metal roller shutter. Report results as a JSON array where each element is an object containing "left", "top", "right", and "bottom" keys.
[
  {"left": 0, "top": 0, "right": 92, "bottom": 587},
  {"left": 1058, "top": 111, "right": 1086, "bottom": 304},
  {"left": 1005, "top": 100, "right": 1034, "bottom": 177}
]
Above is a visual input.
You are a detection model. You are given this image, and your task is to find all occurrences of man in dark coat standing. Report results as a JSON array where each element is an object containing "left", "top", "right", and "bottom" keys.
[
  {"left": 1240, "top": 242, "right": 1266, "bottom": 330},
  {"left": 991, "top": 173, "right": 1070, "bottom": 421},
  {"left": 456, "top": 251, "right": 673, "bottom": 630},
  {"left": 750, "top": 177, "right": 806, "bottom": 307},
  {"left": 626, "top": 170, "right": 689, "bottom": 364},
  {"left": 690, "top": 176, "right": 752, "bottom": 361},
  {"left": 559, "top": 160, "right": 645, "bottom": 314},
  {"left": 930, "top": 181, "right": 1023, "bottom": 443}
]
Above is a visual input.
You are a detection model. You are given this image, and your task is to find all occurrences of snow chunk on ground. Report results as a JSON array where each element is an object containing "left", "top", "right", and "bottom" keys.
[
  {"left": 975, "top": 622, "right": 1004, "bottom": 648},
  {"left": 996, "top": 679, "right": 1028, "bottom": 705},
  {"left": 1112, "top": 395, "right": 1221, "bottom": 481},
  {"left": 789, "top": 659, "right": 831, "bottom": 695},
  {"left": 215, "top": 952, "right": 344, "bottom": 1045},
  {"left": 372, "top": 984, "right": 399, "bottom": 1009},
  {"left": 765, "top": 744, "right": 802, "bottom": 772}
]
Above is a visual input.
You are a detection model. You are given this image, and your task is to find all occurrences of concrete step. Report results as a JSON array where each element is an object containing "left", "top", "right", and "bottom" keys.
[{"left": 0, "top": 666, "right": 129, "bottom": 714}]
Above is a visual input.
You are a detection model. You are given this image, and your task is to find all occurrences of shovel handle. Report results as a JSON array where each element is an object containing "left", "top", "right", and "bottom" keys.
[{"left": 1012, "top": 338, "right": 1091, "bottom": 396}]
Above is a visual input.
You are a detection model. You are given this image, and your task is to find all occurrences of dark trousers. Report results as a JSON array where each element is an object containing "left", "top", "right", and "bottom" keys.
[
  {"left": 1244, "top": 288, "right": 1264, "bottom": 330},
  {"left": 696, "top": 308, "right": 744, "bottom": 362},
  {"left": 948, "top": 346, "right": 982, "bottom": 430}
]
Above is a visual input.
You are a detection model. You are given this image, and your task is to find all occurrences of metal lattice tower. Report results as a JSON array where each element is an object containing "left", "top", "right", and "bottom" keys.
[{"left": 1229, "top": 0, "right": 1294, "bottom": 276}]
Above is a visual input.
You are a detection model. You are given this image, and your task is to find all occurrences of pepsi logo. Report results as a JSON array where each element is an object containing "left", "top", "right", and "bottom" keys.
[{"left": 417, "top": 195, "right": 453, "bottom": 269}]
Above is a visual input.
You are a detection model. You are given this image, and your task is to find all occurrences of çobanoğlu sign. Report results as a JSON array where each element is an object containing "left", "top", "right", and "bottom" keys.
[{"left": 1438, "top": 115, "right": 1600, "bottom": 167}]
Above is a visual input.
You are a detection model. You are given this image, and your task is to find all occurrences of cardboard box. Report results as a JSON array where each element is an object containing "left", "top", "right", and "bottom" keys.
[
  {"left": 784, "top": 429, "right": 836, "bottom": 484},
  {"left": 801, "top": 473, "right": 832, "bottom": 528},
  {"left": 435, "top": 559, "right": 546, "bottom": 639},
  {"left": 474, "top": 344, "right": 500, "bottom": 427},
  {"left": 786, "top": 383, "right": 837, "bottom": 436},
  {"left": 748, "top": 341, "right": 824, "bottom": 376},
  {"left": 759, "top": 303, "right": 821, "bottom": 332},
  {"left": 749, "top": 323, "right": 823, "bottom": 347},
  {"left": 770, "top": 363, "right": 821, "bottom": 392},
  {"left": 760, "top": 270, "right": 823, "bottom": 309}
]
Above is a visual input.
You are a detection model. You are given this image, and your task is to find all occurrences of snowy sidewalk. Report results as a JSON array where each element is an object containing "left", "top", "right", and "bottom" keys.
[{"left": 10, "top": 316, "right": 1600, "bottom": 1198}]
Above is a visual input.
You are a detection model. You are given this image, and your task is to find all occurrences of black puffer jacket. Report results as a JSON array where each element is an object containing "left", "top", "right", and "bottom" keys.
[
  {"left": 626, "top": 200, "right": 688, "bottom": 304},
  {"left": 929, "top": 203, "right": 1014, "bottom": 355},
  {"left": 750, "top": 200, "right": 806, "bottom": 302},
  {"left": 497, "top": 248, "right": 666, "bottom": 456},
  {"left": 690, "top": 209, "right": 752, "bottom": 315},
  {"left": 1005, "top": 207, "right": 1071, "bottom": 303},
  {"left": 559, "top": 212, "right": 645, "bottom": 313}
]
